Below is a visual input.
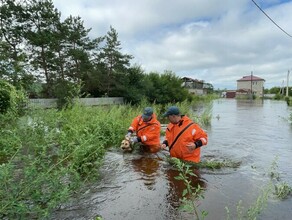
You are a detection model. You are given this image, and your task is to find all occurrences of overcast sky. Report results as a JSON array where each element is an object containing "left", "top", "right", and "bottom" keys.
[{"left": 52, "top": 0, "right": 292, "bottom": 89}]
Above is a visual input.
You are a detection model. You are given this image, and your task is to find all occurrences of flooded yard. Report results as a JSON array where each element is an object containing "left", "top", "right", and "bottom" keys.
[{"left": 51, "top": 99, "right": 292, "bottom": 220}]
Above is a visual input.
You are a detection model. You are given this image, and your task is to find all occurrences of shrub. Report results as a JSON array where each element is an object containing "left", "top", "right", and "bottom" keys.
[
  {"left": 0, "top": 80, "right": 13, "bottom": 114},
  {"left": 0, "top": 79, "right": 27, "bottom": 116}
]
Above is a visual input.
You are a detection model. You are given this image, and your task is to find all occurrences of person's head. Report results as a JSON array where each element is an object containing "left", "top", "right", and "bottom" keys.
[
  {"left": 142, "top": 107, "right": 153, "bottom": 121},
  {"left": 163, "top": 106, "right": 181, "bottom": 124}
]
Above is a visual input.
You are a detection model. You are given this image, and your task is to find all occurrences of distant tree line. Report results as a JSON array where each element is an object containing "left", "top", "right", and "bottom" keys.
[
  {"left": 0, "top": 0, "right": 195, "bottom": 105},
  {"left": 264, "top": 87, "right": 292, "bottom": 96}
]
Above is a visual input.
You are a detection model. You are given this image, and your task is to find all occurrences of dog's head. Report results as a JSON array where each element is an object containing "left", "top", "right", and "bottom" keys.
[{"left": 120, "top": 136, "right": 133, "bottom": 152}]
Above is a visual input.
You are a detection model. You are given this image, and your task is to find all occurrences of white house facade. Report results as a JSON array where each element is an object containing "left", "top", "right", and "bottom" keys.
[
  {"left": 181, "top": 77, "right": 213, "bottom": 95},
  {"left": 237, "top": 75, "right": 265, "bottom": 97}
]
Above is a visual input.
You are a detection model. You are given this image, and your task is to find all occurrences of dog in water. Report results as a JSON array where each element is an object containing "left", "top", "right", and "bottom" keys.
[
  {"left": 120, "top": 136, "right": 163, "bottom": 153},
  {"left": 120, "top": 136, "right": 134, "bottom": 152}
]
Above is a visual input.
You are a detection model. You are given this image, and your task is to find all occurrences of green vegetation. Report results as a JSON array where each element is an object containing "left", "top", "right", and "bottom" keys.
[
  {"left": 169, "top": 156, "right": 242, "bottom": 220},
  {"left": 274, "top": 182, "right": 292, "bottom": 200},
  {"left": 167, "top": 156, "right": 241, "bottom": 170},
  {"left": 0, "top": 93, "right": 213, "bottom": 219},
  {"left": 0, "top": 103, "right": 136, "bottom": 219},
  {"left": 0, "top": 80, "right": 27, "bottom": 116},
  {"left": 225, "top": 185, "right": 272, "bottom": 220},
  {"left": 285, "top": 96, "right": 292, "bottom": 106},
  {"left": 158, "top": 97, "right": 214, "bottom": 126},
  {"left": 172, "top": 158, "right": 208, "bottom": 220},
  {"left": 225, "top": 156, "right": 292, "bottom": 220},
  {"left": 264, "top": 86, "right": 292, "bottom": 97},
  {"left": 0, "top": 0, "right": 212, "bottom": 106},
  {"left": 265, "top": 86, "right": 292, "bottom": 107},
  {"left": 269, "top": 157, "right": 292, "bottom": 200},
  {"left": 197, "top": 159, "right": 241, "bottom": 170},
  {"left": 172, "top": 155, "right": 292, "bottom": 220}
]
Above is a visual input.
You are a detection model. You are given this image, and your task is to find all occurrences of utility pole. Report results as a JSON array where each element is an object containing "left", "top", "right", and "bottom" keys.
[
  {"left": 286, "top": 70, "right": 290, "bottom": 97},
  {"left": 280, "top": 80, "right": 284, "bottom": 95},
  {"left": 250, "top": 71, "right": 253, "bottom": 99}
]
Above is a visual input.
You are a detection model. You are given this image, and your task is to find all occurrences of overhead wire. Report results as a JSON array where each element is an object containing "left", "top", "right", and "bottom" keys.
[{"left": 251, "top": 0, "right": 292, "bottom": 38}]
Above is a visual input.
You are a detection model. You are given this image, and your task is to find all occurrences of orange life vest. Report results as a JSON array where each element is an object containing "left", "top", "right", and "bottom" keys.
[
  {"left": 165, "top": 115, "right": 208, "bottom": 163},
  {"left": 128, "top": 114, "right": 161, "bottom": 149}
]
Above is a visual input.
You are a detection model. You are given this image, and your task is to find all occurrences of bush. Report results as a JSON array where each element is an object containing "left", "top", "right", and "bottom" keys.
[
  {"left": 52, "top": 80, "right": 82, "bottom": 110},
  {"left": 0, "top": 80, "right": 27, "bottom": 116},
  {"left": 0, "top": 80, "right": 13, "bottom": 114}
]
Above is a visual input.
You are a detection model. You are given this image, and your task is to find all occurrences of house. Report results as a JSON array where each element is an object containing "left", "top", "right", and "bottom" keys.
[
  {"left": 237, "top": 75, "right": 265, "bottom": 97},
  {"left": 181, "top": 77, "right": 213, "bottom": 95}
]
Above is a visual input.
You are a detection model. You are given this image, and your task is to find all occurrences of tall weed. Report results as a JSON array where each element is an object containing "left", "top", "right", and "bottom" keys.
[{"left": 0, "top": 103, "right": 138, "bottom": 219}]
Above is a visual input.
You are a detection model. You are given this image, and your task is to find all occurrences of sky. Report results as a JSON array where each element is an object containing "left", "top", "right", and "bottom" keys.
[{"left": 52, "top": 0, "right": 292, "bottom": 90}]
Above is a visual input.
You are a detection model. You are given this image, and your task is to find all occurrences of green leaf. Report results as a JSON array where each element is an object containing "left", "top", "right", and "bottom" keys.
[{"left": 182, "top": 188, "right": 188, "bottom": 197}]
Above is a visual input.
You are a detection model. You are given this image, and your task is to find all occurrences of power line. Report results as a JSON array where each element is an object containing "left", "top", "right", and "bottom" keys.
[{"left": 251, "top": 0, "right": 292, "bottom": 38}]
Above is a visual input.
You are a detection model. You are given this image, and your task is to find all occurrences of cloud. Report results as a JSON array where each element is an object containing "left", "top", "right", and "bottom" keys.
[{"left": 52, "top": 0, "right": 292, "bottom": 89}]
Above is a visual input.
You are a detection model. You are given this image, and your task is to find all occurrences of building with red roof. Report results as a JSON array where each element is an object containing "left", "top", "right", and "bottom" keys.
[{"left": 237, "top": 75, "right": 265, "bottom": 97}]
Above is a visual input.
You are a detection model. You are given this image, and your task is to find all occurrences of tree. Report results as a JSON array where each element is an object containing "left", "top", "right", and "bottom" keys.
[
  {"left": 0, "top": 0, "right": 30, "bottom": 86},
  {"left": 25, "top": 0, "right": 61, "bottom": 97},
  {"left": 145, "top": 71, "right": 192, "bottom": 104},
  {"left": 204, "top": 83, "right": 214, "bottom": 94},
  {"left": 268, "top": 87, "right": 281, "bottom": 94},
  {"left": 60, "top": 15, "right": 97, "bottom": 83},
  {"left": 98, "top": 26, "right": 133, "bottom": 96},
  {"left": 116, "top": 65, "right": 150, "bottom": 104}
]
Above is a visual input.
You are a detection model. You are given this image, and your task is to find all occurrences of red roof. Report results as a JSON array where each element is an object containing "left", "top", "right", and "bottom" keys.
[{"left": 237, "top": 75, "right": 265, "bottom": 81}]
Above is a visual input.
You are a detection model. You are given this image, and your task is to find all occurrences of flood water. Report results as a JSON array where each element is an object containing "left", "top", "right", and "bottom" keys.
[{"left": 51, "top": 99, "right": 292, "bottom": 220}]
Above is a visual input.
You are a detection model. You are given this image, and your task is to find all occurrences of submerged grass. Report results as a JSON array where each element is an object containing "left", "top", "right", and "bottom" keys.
[
  {"left": 274, "top": 182, "right": 292, "bottom": 200},
  {"left": 172, "top": 158, "right": 208, "bottom": 220},
  {"left": 225, "top": 156, "right": 292, "bottom": 220},
  {"left": 172, "top": 155, "right": 292, "bottom": 220},
  {"left": 167, "top": 157, "right": 241, "bottom": 170},
  {"left": 269, "top": 156, "right": 292, "bottom": 200},
  {"left": 169, "top": 156, "right": 241, "bottom": 220},
  {"left": 197, "top": 159, "right": 241, "bottom": 170}
]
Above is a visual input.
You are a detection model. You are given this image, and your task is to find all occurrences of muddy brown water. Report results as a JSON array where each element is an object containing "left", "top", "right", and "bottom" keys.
[{"left": 51, "top": 99, "right": 292, "bottom": 220}]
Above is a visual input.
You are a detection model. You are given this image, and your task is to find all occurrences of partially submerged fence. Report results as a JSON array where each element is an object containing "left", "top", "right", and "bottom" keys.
[{"left": 28, "top": 97, "right": 124, "bottom": 108}]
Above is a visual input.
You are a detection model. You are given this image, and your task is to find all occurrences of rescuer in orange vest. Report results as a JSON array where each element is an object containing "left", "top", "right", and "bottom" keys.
[
  {"left": 126, "top": 107, "right": 161, "bottom": 153},
  {"left": 160, "top": 106, "right": 208, "bottom": 163}
]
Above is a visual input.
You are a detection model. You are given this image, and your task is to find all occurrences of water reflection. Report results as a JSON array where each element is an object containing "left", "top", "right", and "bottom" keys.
[
  {"left": 236, "top": 99, "right": 264, "bottom": 108},
  {"left": 130, "top": 156, "right": 161, "bottom": 190},
  {"left": 128, "top": 151, "right": 208, "bottom": 219},
  {"left": 165, "top": 166, "right": 207, "bottom": 208}
]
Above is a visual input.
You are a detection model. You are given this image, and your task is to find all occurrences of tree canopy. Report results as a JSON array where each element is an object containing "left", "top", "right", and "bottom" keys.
[{"left": 0, "top": 0, "right": 209, "bottom": 105}]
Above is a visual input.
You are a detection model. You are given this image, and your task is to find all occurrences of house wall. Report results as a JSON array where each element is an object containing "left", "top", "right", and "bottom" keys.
[
  {"left": 184, "top": 81, "right": 203, "bottom": 89},
  {"left": 237, "top": 81, "right": 264, "bottom": 96},
  {"left": 182, "top": 79, "right": 204, "bottom": 95},
  {"left": 187, "top": 88, "right": 204, "bottom": 95}
]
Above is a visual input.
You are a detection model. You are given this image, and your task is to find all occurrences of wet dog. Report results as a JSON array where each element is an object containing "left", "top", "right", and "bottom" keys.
[{"left": 120, "top": 136, "right": 133, "bottom": 152}]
